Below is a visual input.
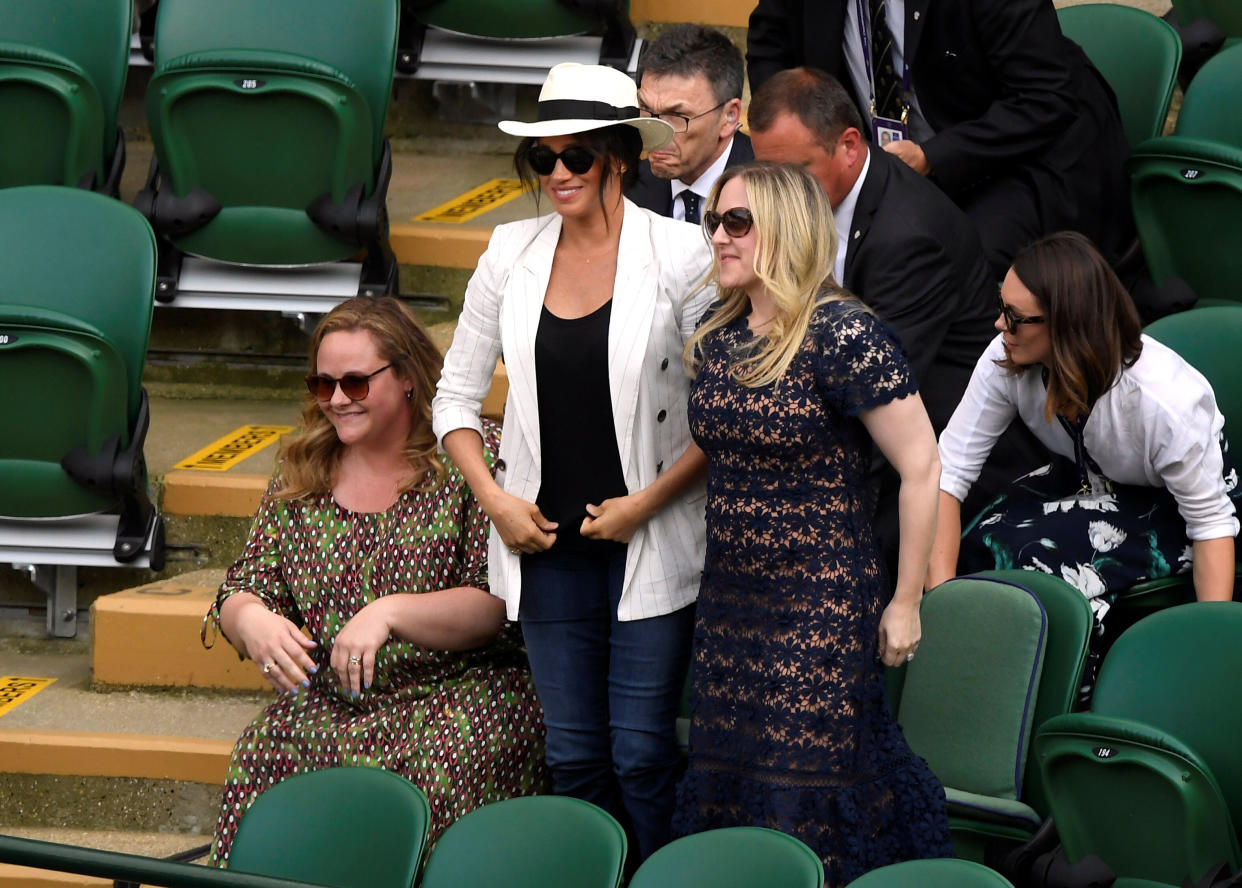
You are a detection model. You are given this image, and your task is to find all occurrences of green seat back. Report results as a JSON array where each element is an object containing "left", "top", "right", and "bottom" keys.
[
  {"left": 1095, "top": 603, "right": 1242, "bottom": 831},
  {"left": 1034, "top": 602, "right": 1242, "bottom": 883},
  {"left": 416, "top": 0, "right": 624, "bottom": 39},
  {"left": 899, "top": 576, "right": 1047, "bottom": 801},
  {"left": 1057, "top": 4, "right": 1181, "bottom": 149},
  {"left": 970, "top": 570, "right": 1093, "bottom": 817},
  {"left": 148, "top": 0, "right": 397, "bottom": 265},
  {"left": 1177, "top": 44, "right": 1242, "bottom": 147},
  {"left": 420, "top": 795, "right": 627, "bottom": 888},
  {"left": 629, "top": 827, "right": 824, "bottom": 888},
  {"left": 1171, "top": 0, "right": 1242, "bottom": 40},
  {"left": 1036, "top": 712, "right": 1239, "bottom": 884},
  {"left": 1128, "top": 136, "right": 1242, "bottom": 305},
  {"left": 0, "top": 186, "right": 155, "bottom": 518},
  {"left": 0, "top": 0, "right": 130, "bottom": 176},
  {"left": 228, "top": 767, "right": 431, "bottom": 888},
  {"left": 1145, "top": 304, "right": 1242, "bottom": 445},
  {"left": 844, "top": 858, "right": 1015, "bottom": 887}
]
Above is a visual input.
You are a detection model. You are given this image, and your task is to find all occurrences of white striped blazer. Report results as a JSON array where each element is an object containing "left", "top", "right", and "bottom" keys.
[{"left": 432, "top": 200, "right": 716, "bottom": 621}]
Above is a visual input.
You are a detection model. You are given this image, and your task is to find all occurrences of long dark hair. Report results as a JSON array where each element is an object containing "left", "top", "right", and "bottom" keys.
[
  {"left": 1001, "top": 232, "right": 1143, "bottom": 420},
  {"left": 514, "top": 123, "right": 642, "bottom": 224}
]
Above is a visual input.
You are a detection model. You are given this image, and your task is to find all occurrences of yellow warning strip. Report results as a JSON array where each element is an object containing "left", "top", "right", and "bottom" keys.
[
  {"left": 414, "top": 178, "right": 527, "bottom": 223},
  {"left": 173, "top": 424, "right": 294, "bottom": 472},
  {"left": 0, "top": 676, "right": 55, "bottom": 717}
]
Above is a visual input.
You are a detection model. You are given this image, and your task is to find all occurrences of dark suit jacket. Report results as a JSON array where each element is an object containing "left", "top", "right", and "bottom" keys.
[
  {"left": 628, "top": 132, "right": 754, "bottom": 216},
  {"left": 841, "top": 146, "right": 994, "bottom": 434},
  {"left": 747, "top": 0, "right": 1131, "bottom": 261}
]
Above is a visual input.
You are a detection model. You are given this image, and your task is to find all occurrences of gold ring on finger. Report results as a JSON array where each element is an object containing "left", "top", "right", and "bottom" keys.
[{"left": 263, "top": 662, "right": 275, "bottom": 674}]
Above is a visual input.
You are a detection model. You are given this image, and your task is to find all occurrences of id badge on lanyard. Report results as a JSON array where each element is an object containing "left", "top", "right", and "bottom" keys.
[{"left": 857, "top": 0, "right": 910, "bottom": 144}]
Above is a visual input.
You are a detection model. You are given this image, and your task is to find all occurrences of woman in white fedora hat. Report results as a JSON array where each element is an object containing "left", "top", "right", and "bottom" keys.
[{"left": 432, "top": 62, "right": 716, "bottom": 860}]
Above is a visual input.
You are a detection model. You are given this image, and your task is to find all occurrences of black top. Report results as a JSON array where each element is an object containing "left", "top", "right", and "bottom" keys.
[{"left": 534, "top": 299, "right": 628, "bottom": 555}]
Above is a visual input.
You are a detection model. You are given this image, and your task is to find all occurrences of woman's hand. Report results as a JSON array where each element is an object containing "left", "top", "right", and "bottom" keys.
[
  {"left": 486, "top": 488, "right": 558, "bottom": 554},
  {"left": 878, "top": 598, "right": 922, "bottom": 667},
  {"left": 222, "top": 595, "right": 318, "bottom": 693},
  {"left": 581, "top": 494, "right": 649, "bottom": 543},
  {"left": 331, "top": 598, "right": 395, "bottom": 697}
]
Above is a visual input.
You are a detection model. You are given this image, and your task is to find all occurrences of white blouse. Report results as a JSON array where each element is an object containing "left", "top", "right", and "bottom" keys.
[{"left": 939, "top": 334, "right": 1238, "bottom": 541}]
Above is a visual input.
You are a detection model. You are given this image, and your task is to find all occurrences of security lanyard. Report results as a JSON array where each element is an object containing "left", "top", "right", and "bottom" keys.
[{"left": 855, "top": 0, "right": 911, "bottom": 122}]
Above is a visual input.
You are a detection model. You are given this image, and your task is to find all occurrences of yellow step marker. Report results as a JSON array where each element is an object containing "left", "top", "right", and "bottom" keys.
[
  {"left": 414, "top": 178, "right": 527, "bottom": 223},
  {"left": 174, "top": 424, "right": 294, "bottom": 472},
  {"left": 0, "top": 676, "right": 55, "bottom": 717}
]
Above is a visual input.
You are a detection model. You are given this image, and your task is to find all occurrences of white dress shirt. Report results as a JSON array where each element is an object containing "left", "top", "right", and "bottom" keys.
[
  {"left": 671, "top": 136, "right": 737, "bottom": 222},
  {"left": 939, "top": 334, "right": 1239, "bottom": 541},
  {"left": 832, "top": 148, "right": 870, "bottom": 286}
]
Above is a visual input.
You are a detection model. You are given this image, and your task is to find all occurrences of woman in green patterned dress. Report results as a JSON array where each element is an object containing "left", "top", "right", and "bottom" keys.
[{"left": 202, "top": 296, "right": 547, "bottom": 865}]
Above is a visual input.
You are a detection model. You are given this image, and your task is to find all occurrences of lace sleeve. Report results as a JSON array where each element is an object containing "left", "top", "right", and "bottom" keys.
[{"left": 815, "top": 300, "right": 918, "bottom": 417}]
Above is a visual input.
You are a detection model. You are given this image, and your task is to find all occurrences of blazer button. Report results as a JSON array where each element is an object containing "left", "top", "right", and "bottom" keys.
[
  {"left": 657, "top": 409, "right": 667, "bottom": 422},
  {"left": 495, "top": 458, "right": 506, "bottom": 472},
  {"left": 660, "top": 357, "right": 669, "bottom": 371},
  {"left": 656, "top": 460, "right": 664, "bottom": 473}
]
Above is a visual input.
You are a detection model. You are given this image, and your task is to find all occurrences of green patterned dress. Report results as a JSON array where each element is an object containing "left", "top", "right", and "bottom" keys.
[{"left": 201, "top": 425, "right": 547, "bottom": 864}]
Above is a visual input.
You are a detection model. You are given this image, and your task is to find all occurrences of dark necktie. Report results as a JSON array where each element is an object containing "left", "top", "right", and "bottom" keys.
[
  {"left": 868, "top": 0, "right": 904, "bottom": 121},
  {"left": 681, "top": 190, "right": 701, "bottom": 225}
]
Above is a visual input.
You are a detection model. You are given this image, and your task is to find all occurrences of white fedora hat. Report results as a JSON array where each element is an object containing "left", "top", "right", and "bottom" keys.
[{"left": 499, "top": 62, "right": 674, "bottom": 153}]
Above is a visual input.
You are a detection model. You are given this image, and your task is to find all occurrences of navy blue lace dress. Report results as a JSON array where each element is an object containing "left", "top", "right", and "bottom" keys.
[{"left": 675, "top": 299, "right": 953, "bottom": 885}]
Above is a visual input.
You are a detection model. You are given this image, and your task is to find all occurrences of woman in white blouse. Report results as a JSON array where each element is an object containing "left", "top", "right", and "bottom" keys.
[
  {"left": 432, "top": 63, "right": 714, "bottom": 861},
  {"left": 927, "top": 232, "right": 1236, "bottom": 621}
]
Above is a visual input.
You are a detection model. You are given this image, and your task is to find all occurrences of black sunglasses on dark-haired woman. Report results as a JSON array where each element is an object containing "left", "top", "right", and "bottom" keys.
[{"left": 527, "top": 144, "right": 597, "bottom": 176}]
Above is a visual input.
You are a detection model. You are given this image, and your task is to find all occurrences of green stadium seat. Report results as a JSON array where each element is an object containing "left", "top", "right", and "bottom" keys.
[
  {"left": 893, "top": 572, "right": 1092, "bottom": 860},
  {"left": 402, "top": 0, "right": 638, "bottom": 85},
  {"left": 228, "top": 768, "right": 431, "bottom": 888},
  {"left": 1057, "top": 4, "right": 1182, "bottom": 150},
  {"left": 1128, "top": 135, "right": 1242, "bottom": 306},
  {"left": 420, "top": 795, "right": 627, "bottom": 888},
  {"left": 845, "top": 858, "right": 1015, "bottom": 887},
  {"left": 0, "top": 185, "right": 164, "bottom": 637},
  {"left": 1176, "top": 43, "right": 1242, "bottom": 147},
  {"left": 136, "top": 0, "right": 400, "bottom": 311},
  {"left": 1034, "top": 602, "right": 1242, "bottom": 885},
  {"left": 0, "top": 0, "right": 131, "bottom": 194},
  {"left": 628, "top": 827, "right": 823, "bottom": 888}
]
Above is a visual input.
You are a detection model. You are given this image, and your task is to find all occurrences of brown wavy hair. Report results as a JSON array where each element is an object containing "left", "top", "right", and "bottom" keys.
[
  {"left": 278, "top": 296, "right": 445, "bottom": 500},
  {"left": 1001, "top": 232, "right": 1143, "bottom": 421}
]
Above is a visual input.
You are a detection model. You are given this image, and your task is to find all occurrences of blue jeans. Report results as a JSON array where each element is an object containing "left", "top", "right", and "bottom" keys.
[{"left": 519, "top": 547, "right": 694, "bottom": 862}]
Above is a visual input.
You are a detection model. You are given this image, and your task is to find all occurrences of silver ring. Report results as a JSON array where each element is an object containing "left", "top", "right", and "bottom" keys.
[
  {"left": 348, "top": 655, "right": 362, "bottom": 665},
  {"left": 263, "top": 662, "right": 275, "bottom": 674},
  {"left": 906, "top": 652, "right": 915, "bottom": 662}
]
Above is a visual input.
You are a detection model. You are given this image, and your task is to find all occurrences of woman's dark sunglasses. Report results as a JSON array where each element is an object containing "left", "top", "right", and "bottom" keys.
[
  {"left": 305, "top": 363, "right": 393, "bottom": 401},
  {"left": 703, "top": 207, "right": 754, "bottom": 238},
  {"left": 997, "top": 297, "right": 1045, "bottom": 334},
  {"left": 527, "top": 144, "right": 596, "bottom": 176}
]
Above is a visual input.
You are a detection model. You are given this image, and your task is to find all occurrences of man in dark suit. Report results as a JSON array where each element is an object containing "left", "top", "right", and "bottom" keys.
[
  {"left": 746, "top": 0, "right": 1131, "bottom": 277},
  {"left": 628, "top": 24, "right": 753, "bottom": 223},
  {"left": 751, "top": 68, "right": 1038, "bottom": 570}
]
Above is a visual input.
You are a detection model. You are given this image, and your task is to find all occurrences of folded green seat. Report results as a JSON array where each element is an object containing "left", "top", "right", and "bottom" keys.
[
  {"left": 136, "top": 0, "right": 400, "bottom": 303},
  {"left": 0, "top": 0, "right": 131, "bottom": 194},
  {"left": 1035, "top": 602, "right": 1242, "bottom": 886},
  {"left": 0, "top": 186, "right": 164, "bottom": 637}
]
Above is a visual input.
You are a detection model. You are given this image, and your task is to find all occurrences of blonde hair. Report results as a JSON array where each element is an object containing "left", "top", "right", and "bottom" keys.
[
  {"left": 278, "top": 296, "right": 445, "bottom": 500},
  {"left": 684, "top": 161, "right": 847, "bottom": 387}
]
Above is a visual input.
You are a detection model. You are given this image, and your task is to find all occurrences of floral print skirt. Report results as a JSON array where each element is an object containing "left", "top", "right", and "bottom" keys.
[{"left": 958, "top": 454, "right": 1234, "bottom": 625}]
